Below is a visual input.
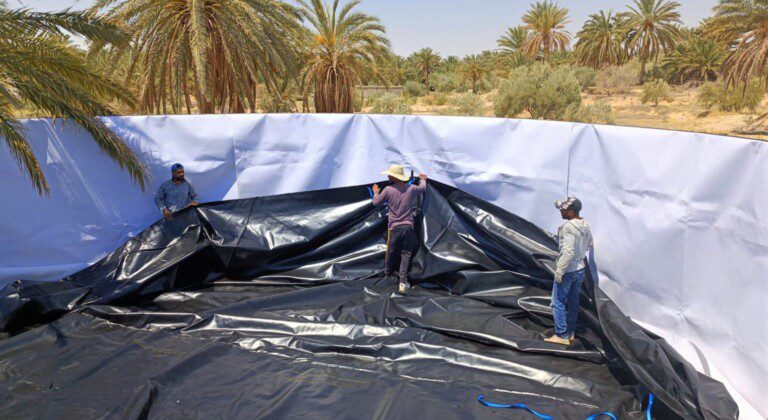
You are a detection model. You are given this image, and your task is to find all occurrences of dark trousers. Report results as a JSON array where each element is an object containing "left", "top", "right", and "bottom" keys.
[{"left": 384, "top": 225, "right": 417, "bottom": 284}]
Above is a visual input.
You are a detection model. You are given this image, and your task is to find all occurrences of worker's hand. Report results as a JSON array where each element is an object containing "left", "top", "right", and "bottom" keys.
[
  {"left": 189, "top": 201, "right": 199, "bottom": 207},
  {"left": 163, "top": 209, "right": 172, "bottom": 220},
  {"left": 419, "top": 173, "right": 427, "bottom": 180},
  {"left": 554, "top": 273, "right": 563, "bottom": 284},
  {"left": 372, "top": 183, "right": 380, "bottom": 195}
]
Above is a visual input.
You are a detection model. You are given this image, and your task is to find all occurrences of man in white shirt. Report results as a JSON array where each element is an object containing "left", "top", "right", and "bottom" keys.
[{"left": 545, "top": 196, "right": 594, "bottom": 345}]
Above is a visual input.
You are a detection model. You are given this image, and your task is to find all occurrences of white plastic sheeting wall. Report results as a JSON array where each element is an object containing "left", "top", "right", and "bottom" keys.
[{"left": 0, "top": 114, "right": 765, "bottom": 418}]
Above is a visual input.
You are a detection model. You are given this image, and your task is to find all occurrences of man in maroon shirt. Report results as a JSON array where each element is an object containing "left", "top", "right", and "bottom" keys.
[{"left": 372, "top": 164, "right": 428, "bottom": 292}]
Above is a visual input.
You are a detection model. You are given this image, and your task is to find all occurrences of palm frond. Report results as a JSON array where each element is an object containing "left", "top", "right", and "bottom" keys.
[
  {"left": 704, "top": 0, "right": 768, "bottom": 89},
  {"left": 0, "top": 110, "right": 47, "bottom": 195},
  {"left": 0, "top": 8, "right": 130, "bottom": 46},
  {"left": 0, "top": 6, "right": 146, "bottom": 195}
]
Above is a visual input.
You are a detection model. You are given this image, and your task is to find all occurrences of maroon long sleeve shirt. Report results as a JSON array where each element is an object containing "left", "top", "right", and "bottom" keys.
[{"left": 372, "top": 180, "right": 427, "bottom": 230}]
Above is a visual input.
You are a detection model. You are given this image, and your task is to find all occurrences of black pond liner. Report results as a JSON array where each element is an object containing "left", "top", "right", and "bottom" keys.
[{"left": 0, "top": 181, "right": 738, "bottom": 419}]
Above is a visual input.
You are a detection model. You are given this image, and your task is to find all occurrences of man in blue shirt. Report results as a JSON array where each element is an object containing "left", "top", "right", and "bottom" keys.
[{"left": 154, "top": 163, "right": 199, "bottom": 220}]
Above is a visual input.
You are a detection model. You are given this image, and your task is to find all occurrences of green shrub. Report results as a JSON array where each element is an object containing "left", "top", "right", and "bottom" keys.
[
  {"left": 432, "top": 73, "right": 464, "bottom": 93},
  {"left": 643, "top": 63, "right": 667, "bottom": 84},
  {"left": 596, "top": 65, "right": 637, "bottom": 94},
  {"left": 370, "top": 93, "right": 412, "bottom": 114},
  {"left": 573, "top": 66, "right": 598, "bottom": 90},
  {"left": 641, "top": 79, "right": 672, "bottom": 106},
  {"left": 257, "top": 93, "right": 293, "bottom": 113},
  {"left": 698, "top": 82, "right": 723, "bottom": 110},
  {"left": 549, "top": 50, "right": 574, "bottom": 67},
  {"left": 563, "top": 100, "right": 615, "bottom": 124},
  {"left": 438, "top": 93, "right": 485, "bottom": 116},
  {"left": 485, "top": 72, "right": 504, "bottom": 90},
  {"left": 473, "top": 77, "right": 491, "bottom": 94},
  {"left": 698, "top": 80, "right": 765, "bottom": 113},
  {"left": 403, "top": 81, "right": 426, "bottom": 97},
  {"left": 494, "top": 63, "right": 582, "bottom": 119}
]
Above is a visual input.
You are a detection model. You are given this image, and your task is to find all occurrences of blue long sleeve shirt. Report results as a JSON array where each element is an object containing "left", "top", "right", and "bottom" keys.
[{"left": 154, "top": 179, "right": 198, "bottom": 213}]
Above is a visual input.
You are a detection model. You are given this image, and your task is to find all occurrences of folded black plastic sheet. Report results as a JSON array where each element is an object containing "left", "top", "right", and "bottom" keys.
[{"left": 0, "top": 181, "right": 738, "bottom": 419}]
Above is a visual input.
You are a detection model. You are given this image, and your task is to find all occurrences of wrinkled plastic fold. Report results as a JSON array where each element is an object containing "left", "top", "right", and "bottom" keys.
[{"left": 0, "top": 182, "right": 737, "bottom": 419}]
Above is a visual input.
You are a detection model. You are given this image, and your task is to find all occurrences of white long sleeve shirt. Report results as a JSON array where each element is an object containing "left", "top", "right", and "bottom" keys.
[{"left": 555, "top": 218, "right": 593, "bottom": 277}]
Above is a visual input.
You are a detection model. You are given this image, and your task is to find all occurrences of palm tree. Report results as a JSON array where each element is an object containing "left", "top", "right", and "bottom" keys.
[
  {"left": 704, "top": 0, "right": 768, "bottom": 89},
  {"left": 458, "top": 55, "right": 486, "bottom": 93},
  {"left": 442, "top": 55, "right": 460, "bottom": 73},
  {"left": 299, "top": 0, "right": 391, "bottom": 113},
  {"left": 498, "top": 26, "right": 528, "bottom": 53},
  {"left": 662, "top": 36, "right": 726, "bottom": 85},
  {"left": 496, "top": 26, "right": 529, "bottom": 68},
  {"left": 92, "top": 0, "right": 302, "bottom": 114},
  {"left": 520, "top": 1, "right": 571, "bottom": 61},
  {"left": 621, "top": 0, "right": 682, "bottom": 82},
  {"left": 380, "top": 55, "right": 407, "bottom": 86},
  {"left": 411, "top": 47, "right": 441, "bottom": 90},
  {"left": 0, "top": 4, "right": 147, "bottom": 195},
  {"left": 575, "top": 10, "right": 627, "bottom": 68}
]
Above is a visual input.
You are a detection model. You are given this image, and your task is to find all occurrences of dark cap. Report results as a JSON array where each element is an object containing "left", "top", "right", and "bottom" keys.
[
  {"left": 171, "top": 163, "right": 184, "bottom": 172},
  {"left": 555, "top": 196, "right": 582, "bottom": 213}
]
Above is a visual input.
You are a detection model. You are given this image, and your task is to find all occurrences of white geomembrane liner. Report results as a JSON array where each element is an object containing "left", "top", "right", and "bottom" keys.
[{"left": 0, "top": 114, "right": 764, "bottom": 418}]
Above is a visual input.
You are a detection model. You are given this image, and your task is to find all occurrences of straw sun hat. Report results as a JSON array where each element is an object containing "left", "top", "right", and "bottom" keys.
[{"left": 381, "top": 164, "right": 410, "bottom": 182}]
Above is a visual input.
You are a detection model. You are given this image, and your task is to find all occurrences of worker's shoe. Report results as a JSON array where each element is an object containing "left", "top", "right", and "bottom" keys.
[
  {"left": 398, "top": 281, "right": 410, "bottom": 293},
  {"left": 544, "top": 335, "right": 571, "bottom": 345},
  {"left": 568, "top": 333, "right": 575, "bottom": 340}
]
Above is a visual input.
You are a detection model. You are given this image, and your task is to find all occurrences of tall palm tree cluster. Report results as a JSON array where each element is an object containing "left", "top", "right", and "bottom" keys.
[
  {"left": 5, "top": 0, "right": 768, "bottom": 194},
  {"left": 499, "top": 0, "right": 768, "bottom": 88},
  {"left": 499, "top": 0, "right": 683, "bottom": 82}
]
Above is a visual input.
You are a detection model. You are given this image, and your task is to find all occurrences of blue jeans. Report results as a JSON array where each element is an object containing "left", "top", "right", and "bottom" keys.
[{"left": 551, "top": 268, "right": 585, "bottom": 339}]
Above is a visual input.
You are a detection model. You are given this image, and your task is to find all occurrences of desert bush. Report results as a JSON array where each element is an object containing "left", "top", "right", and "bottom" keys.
[
  {"left": 403, "top": 80, "right": 426, "bottom": 97},
  {"left": 424, "top": 92, "right": 448, "bottom": 106},
  {"left": 473, "top": 77, "right": 491, "bottom": 94},
  {"left": 257, "top": 93, "right": 293, "bottom": 113},
  {"left": 697, "top": 82, "right": 720, "bottom": 109},
  {"left": 549, "top": 50, "right": 574, "bottom": 66},
  {"left": 485, "top": 72, "right": 504, "bottom": 90},
  {"left": 432, "top": 72, "right": 464, "bottom": 93},
  {"left": 596, "top": 65, "right": 637, "bottom": 94},
  {"left": 494, "top": 63, "right": 581, "bottom": 119},
  {"left": 363, "top": 92, "right": 382, "bottom": 107},
  {"left": 573, "top": 66, "right": 598, "bottom": 90},
  {"left": 698, "top": 81, "right": 765, "bottom": 113},
  {"left": 643, "top": 63, "right": 667, "bottom": 84},
  {"left": 370, "top": 93, "right": 412, "bottom": 114},
  {"left": 438, "top": 93, "right": 485, "bottom": 116},
  {"left": 641, "top": 79, "right": 672, "bottom": 106},
  {"left": 563, "top": 100, "right": 614, "bottom": 124}
]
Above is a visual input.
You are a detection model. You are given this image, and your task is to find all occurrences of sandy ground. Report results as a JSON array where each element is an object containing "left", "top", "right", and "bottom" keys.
[
  {"left": 387, "top": 87, "right": 768, "bottom": 141},
  {"left": 590, "top": 87, "right": 768, "bottom": 141}
]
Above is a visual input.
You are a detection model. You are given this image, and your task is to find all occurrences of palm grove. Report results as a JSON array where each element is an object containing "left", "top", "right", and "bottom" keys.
[{"left": 2, "top": 0, "right": 767, "bottom": 193}]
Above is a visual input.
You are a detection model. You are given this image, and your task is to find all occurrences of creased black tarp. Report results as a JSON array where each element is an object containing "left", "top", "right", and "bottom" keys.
[{"left": 0, "top": 181, "right": 738, "bottom": 419}]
